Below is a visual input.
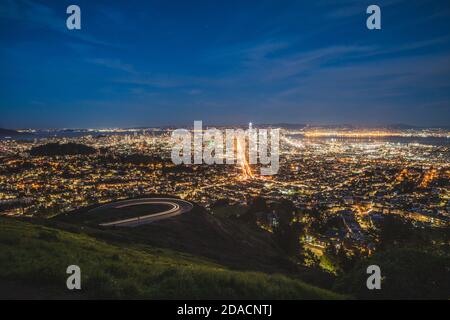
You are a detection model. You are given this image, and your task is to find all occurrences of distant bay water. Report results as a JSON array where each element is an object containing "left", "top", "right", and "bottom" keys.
[{"left": 286, "top": 134, "right": 449, "bottom": 146}]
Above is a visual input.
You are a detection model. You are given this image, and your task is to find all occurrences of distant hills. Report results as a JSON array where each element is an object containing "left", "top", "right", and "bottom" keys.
[
  {"left": 1, "top": 123, "right": 448, "bottom": 135},
  {"left": 271, "top": 123, "right": 449, "bottom": 130},
  {"left": 0, "top": 128, "right": 22, "bottom": 136},
  {"left": 258, "top": 123, "right": 307, "bottom": 129},
  {"left": 29, "top": 142, "right": 97, "bottom": 156}
]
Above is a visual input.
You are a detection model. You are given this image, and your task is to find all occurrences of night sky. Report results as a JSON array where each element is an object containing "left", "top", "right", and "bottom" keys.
[{"left": 1, "top": 0, "right": 450, "bottom": 128}]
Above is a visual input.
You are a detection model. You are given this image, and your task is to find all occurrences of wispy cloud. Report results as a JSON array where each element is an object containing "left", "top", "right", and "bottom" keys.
[
  {"left": 110, "top": 35, "right": 450, "bottom": 104},
  {"left": 0, "top": 0, "right": 115, "bottom": 47},
  {"left": 87, "top": 58, "right": 136, "bottom": 74},
  {"left": 316, "top": 0, "right": 405, "bottom": 19}
]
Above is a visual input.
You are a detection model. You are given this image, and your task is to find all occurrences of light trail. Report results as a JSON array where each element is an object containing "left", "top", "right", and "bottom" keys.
[{"left": 236, "top": 138, "right": 254, "bottom": 179}]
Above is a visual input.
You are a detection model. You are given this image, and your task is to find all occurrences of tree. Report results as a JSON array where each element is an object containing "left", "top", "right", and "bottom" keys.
[
  {"left": 376, "top": 215, "right": 415, "bottom": 250},
  {"left": 240, "top": 196, "right": 268, "bottom": 226},
  {"left": 335, "top": 248, "right": 450, "bottom": 299},
  {"left": 273, "top": 220, "right": 306, "bottom": 258},
  {"left": 275, "top": 199, "right": 296, "bottom": 226},
  {"left": 248, "top": 196, "right": 268, "bottom": 213}
]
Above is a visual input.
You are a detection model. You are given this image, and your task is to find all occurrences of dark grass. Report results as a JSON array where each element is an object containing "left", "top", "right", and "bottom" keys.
[
  {"left": 89, "top": 203, "right": 173, "bottom": 224},
  {"left": 0, "top": 217, "right": 346, "bottom": 299}
]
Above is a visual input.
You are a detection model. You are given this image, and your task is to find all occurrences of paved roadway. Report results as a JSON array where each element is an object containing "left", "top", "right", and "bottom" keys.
[{"left": 93, "top": 198, "right": 193, "bottom": 227}]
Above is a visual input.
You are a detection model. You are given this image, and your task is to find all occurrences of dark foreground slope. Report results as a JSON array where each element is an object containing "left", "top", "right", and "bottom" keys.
[
  {"left": 56, "top": 201, "right": 295, "bottom": 274},
  {"left": 0, "top": 217, "right": 344, "bottom": 299}
]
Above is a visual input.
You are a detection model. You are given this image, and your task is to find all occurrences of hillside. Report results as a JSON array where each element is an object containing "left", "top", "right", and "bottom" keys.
[
  {"left": 335, "top": 247, "right": 450, "bottom": 299},
  {"left": 0, "top": 217, "right": 345, "bottom": 299},
  {"left": 0, "top": 128, "right": 21, "bottom": 136},
  {"left": 56, "top": 202, "right": 290, "bottom": 274},
  {"left": 29, "top": 142, "right": 97, "bottom": 156}
]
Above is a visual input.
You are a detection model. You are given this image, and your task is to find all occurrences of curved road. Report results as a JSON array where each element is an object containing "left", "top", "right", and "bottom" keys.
[{"left": 93, "top": 198, "right": 193, "bottom": 227}]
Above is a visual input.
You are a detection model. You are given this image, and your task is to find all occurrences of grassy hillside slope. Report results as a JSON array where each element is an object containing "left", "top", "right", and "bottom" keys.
[
  {"left": 56, "top": 202, "right": 298, "bottom": 275},
  {"left": 0, "top": 217, "right": 345, "bottom": 299}
]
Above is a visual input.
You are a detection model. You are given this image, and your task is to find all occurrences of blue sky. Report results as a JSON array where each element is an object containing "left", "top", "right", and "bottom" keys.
[{"left": 1, "top": 0, "right": 449, "bottom": 128}]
